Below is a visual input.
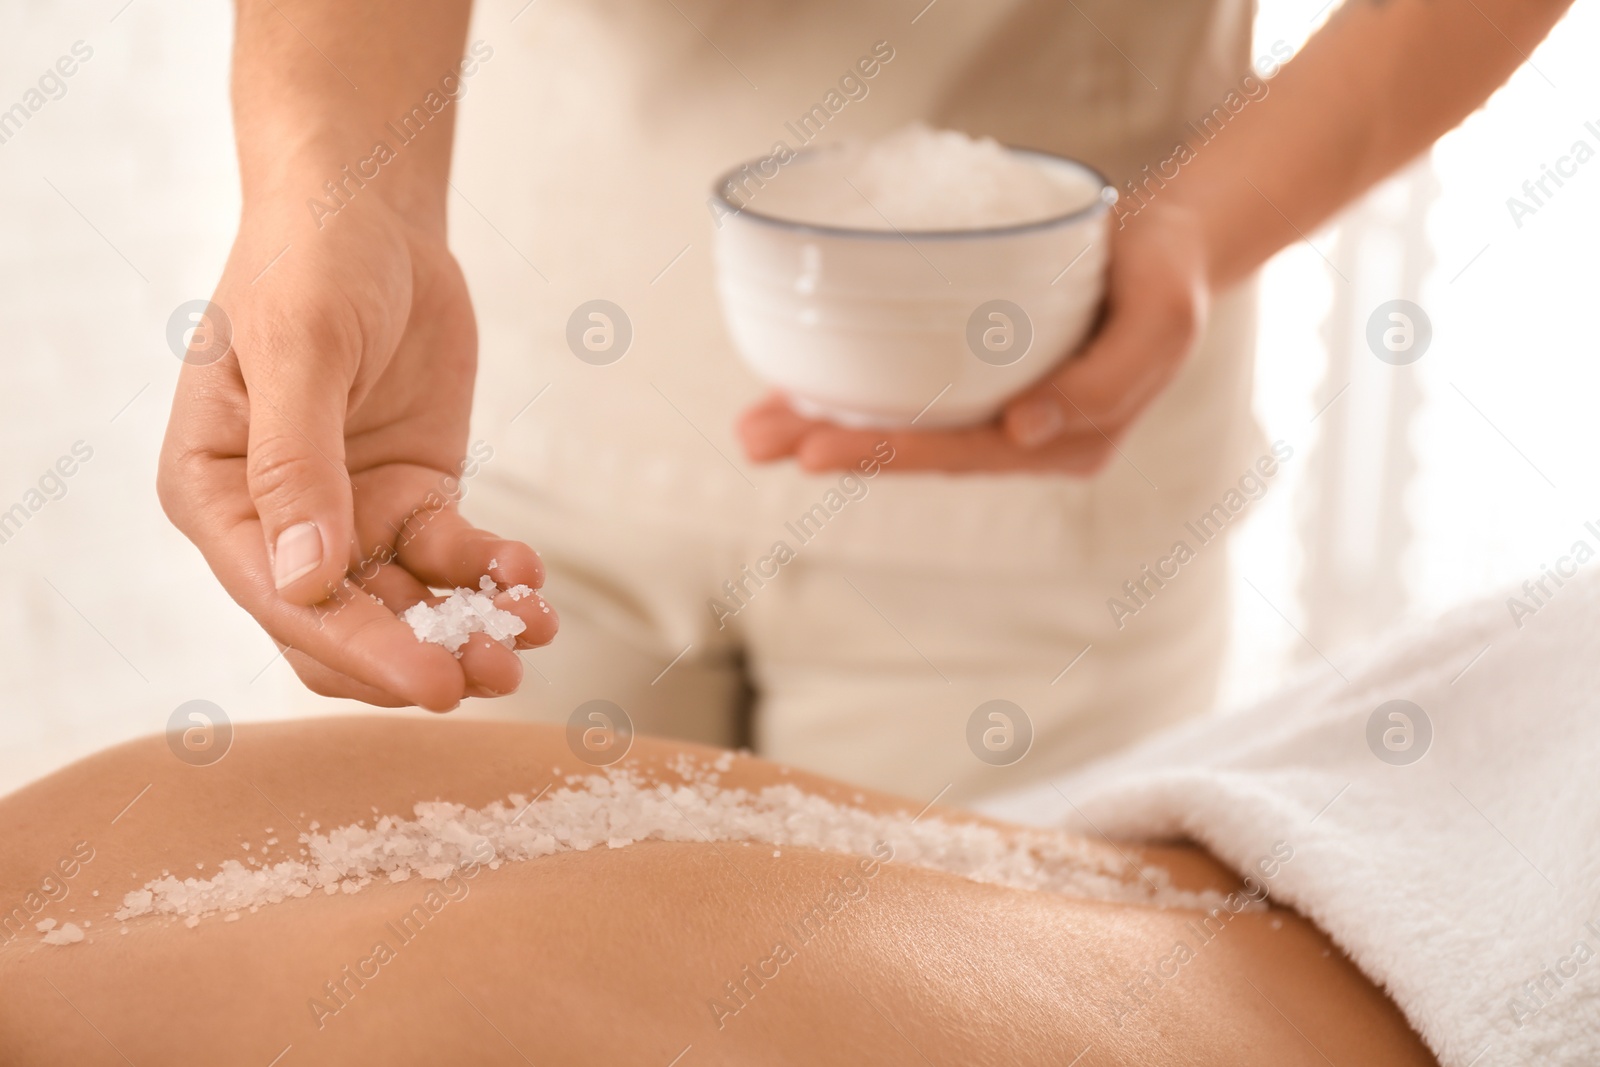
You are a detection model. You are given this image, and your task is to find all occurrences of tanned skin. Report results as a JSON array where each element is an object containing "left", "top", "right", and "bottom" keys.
[{"left": 0, "top": 718, "right": 1437, "bottom": 1065}]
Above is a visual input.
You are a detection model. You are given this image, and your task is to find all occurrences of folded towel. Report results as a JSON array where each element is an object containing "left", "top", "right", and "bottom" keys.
[{"left": 977, "top": 571, "right": 1600, "bottom": 1066}]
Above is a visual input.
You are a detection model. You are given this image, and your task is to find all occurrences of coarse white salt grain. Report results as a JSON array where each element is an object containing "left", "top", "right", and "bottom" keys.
[
  {"left": 114, "top": 761, "right": 1228, "bottom": 929},
  {"left": 756, "top": 123, "right": 1100, "bottom": 233},
  {"left": 506, "top": 585, "right": 534, "bottom": 602},
  {"left": 401, "top": 576, "right": 527, "bottom": 656},
  {"left": 35, "top": 918, "right": 55, "bottom": 932},
  {"left": 42, "top": 922, "right": 84, "bottom": 946}
]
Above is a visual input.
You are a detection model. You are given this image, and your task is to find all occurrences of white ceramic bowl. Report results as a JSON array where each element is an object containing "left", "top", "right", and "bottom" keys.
[{"left": 711, "top": 147, "right": 1114, "bottom": 429}]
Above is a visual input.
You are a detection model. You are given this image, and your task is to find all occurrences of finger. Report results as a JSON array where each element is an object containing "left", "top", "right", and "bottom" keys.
[
  {"left": 1003, "top": 281, "right": 1197, "bottom": 450},
  {"left": 355, "top": 547, "right": 557, "bottom": 651},
  {"left": 392, "top": 505, "right": 545, "bottom": 593},
  {"left": 456, "top": 633, "right": 524, "bottom": 698},
  {"left": 242, "top": 339, "right": 358, "bottom": 605},
  {"left": 350, "top": 482, "right": 557, "bottom": 652},
  {"left": 179, "top": 463, "right": 468, "bottom": 708},
  {"left": 335, "top": 573, "right": 524, "bottom": 698},
  {"left": 736, "top": 392, "right": 827, "bottom": 462},
  {"left": 159, "top": 356, "right": 251, "bottom": 538},
  {"left": 301, "top": 579, "right": 468, "bottom": 709},
  {"left": 493, "top": 585, "right": 559, "bottom": 649},
  {"left": 354, "top": 558, "right": 435, "bottom": 616},
  {"left": 284, "top": 649, "right": 416, "bottom": 708}
]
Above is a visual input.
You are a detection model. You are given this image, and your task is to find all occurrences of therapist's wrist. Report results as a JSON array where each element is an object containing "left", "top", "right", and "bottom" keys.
[
  {"left": 1116, "top": 195, "right": 1219, "bottom": 296},
  {"left": 1152, "top": 177, "right": 1260, "bottom": 293},
  {"left": 238, "top": 131, "right": 451, "bottom": 238}
]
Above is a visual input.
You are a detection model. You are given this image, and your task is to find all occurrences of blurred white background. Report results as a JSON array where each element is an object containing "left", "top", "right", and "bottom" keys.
[{"left": 1, "top": 0, "right": 1595, "bottom": 792}]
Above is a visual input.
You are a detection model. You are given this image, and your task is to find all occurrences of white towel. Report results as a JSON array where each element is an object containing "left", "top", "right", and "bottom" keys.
[{"left": 977, "top": 573, "right": 1600, "bottom": 1066}]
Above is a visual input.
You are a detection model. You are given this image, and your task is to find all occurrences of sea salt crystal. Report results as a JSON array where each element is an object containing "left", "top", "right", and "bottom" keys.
[
  {"left": 43, "top": 922, "right": 84, "bottom": 945},
  {"left": 756, "top": 123, "right": 1101, "bottom": 232},
  {"left": 506, "top": 585, "right": 534, "bottom": 602},
  {"left": 401, "top": 576, "right": 527, "bottom": 656},
  {"left": 113, "top": 759, "right": 1229, "bottom": 929},
  {"left": 35, "top": 918, "right": 55, "bottom": 932}
]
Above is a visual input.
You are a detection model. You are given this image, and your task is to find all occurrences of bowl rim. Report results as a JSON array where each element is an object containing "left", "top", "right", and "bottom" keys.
[{"left": 710, "top": 141, "right": 1116, "bottom": 240}]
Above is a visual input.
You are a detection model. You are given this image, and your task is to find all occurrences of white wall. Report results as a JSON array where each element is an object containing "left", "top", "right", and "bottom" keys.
[{"left": 1222, "top": 0, "right": 1600, "bottom": 707}]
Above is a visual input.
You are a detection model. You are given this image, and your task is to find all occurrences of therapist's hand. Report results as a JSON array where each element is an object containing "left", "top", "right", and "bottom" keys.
[
  {"left": 158, "top": 198, "right": 557, "bottom": 710},
  {"left": 737, "top": 200, "right": 1209, "bottom": 474}
]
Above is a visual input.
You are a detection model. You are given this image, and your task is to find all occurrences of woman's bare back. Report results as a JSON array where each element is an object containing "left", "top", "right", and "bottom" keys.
[{"left": 0, "top": 717, "right": 1435, "bottom": 1066}]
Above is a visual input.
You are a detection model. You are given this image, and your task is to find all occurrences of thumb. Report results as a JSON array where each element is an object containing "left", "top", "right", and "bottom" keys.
[{"left": 245, "top": 365, "right": 355, "bottom": 605}]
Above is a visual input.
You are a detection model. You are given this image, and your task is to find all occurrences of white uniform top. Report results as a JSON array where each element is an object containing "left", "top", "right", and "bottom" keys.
[{"left": 451, "top": 0, "right": 1267, "bottom": 798}]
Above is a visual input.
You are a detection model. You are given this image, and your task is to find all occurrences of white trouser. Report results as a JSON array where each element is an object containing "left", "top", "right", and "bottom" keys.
[{"left": 462, "top": 479, "right": 1231, "bottom": 805}]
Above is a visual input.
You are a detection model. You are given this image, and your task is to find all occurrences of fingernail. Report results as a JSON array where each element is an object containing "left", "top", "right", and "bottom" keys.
[
  {"left": 1010, "top": 400, "right": 1067, "bottom": 449},
  {"left": 273, "top": 521, "right": 323, "bottom": 588}
]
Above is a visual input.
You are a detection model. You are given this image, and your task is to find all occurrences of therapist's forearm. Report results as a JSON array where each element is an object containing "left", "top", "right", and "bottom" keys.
[
  {"left": 232, "top": 0, "right": 474, "bottom": 232},
  {"left": 1171, "top": 0, "right": 1575, "bottom": 289}
]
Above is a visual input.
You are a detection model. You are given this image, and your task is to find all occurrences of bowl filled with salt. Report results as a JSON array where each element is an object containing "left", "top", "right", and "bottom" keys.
[{"left": 711, "top": 124, "right": 1115, "bottom": 429}]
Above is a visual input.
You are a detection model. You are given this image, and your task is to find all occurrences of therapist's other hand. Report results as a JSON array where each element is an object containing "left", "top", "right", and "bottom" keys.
[
  {"left": 737, "top": 200, "right": 1209, "bottom": 474},
  {"left": 158, "top": 198, "right": 557, "bottom": 710}
]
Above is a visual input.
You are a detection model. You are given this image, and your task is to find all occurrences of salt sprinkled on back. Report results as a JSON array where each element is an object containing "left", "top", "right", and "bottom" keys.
[
  {"left": 42, "top": 922, "right": 85, "bottom": 946},
  {"left": 114, "top": 758, "right": 1228, "bottom": 928}
]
